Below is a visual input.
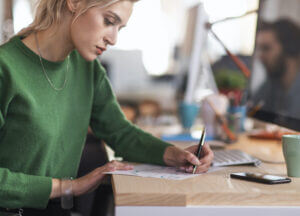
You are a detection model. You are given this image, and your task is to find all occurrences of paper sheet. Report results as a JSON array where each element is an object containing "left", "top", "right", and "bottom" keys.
[{"left": 104, "top": 164, "right": 221, "bottom": 180}]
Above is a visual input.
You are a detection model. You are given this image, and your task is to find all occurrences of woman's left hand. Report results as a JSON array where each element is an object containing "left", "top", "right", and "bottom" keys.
[{"left": 163, "top": 144, "right": 214, "bottom": 174}]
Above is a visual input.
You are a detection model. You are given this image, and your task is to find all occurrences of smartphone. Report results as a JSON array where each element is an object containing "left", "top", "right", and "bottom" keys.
[{"left": 230, "top": 172, "right": 292, "bottom": 184}]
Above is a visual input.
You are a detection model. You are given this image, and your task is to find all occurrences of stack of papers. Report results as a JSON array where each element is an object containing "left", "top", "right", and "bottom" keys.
[{"left": 104, "top": 164, "right": 221, "bottom": 180}]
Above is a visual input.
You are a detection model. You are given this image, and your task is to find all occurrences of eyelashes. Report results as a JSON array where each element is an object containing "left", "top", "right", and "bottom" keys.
[
  {"left": 104, "top": 17, "right": 115, "bottom": 26},
  {"left": 104, "top": 17, "right": 123, "bottom": 32}
]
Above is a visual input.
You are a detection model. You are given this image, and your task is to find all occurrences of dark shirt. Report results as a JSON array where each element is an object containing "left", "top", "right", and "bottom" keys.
[{"left": 252, "top": 70, "right": 300, "bottom": 119}]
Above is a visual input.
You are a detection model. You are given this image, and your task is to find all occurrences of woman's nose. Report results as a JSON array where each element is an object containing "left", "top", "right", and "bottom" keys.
[{"left": 104, "top": 29, "right": 118, "bottom": 46}]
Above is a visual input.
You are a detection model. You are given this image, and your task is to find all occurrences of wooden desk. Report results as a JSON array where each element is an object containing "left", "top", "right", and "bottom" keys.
[{"left": 111, "top": 134, "right": 300, "bottom": 216}]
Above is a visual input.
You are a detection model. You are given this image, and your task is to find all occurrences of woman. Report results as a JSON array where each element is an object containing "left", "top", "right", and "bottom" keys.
[{"left": 0, "top": 0, "right": 214, "bottom": 215}]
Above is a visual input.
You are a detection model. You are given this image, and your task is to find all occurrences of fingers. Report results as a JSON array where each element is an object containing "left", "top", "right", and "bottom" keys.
[
  {"left": 184, "top": 151, "right": 201, "bottom": 166},
  {"left": 179, "top": 163, "right": 211, "bottom": 174},
  {"left": 202, "top": 143, "right": 212, "bottom": 155},
  {"left": 179, "top": 165, "right": 194, "bottom": 173},
  {"left": 185, "top": 145, "right": 199, "bottom": 154},
  {"left": 194, "top": 161, "right": 211, "bottom": 173},
  {"left": 105, "top": 160, "right": 134, "bottom": 172},
  {"left": 181, "top": 144, "right": 214, "bottom": 174},
  {"left": 199, "top": 145, "right": 214, "bottom": 165},
  {"left": 73, "top": 161, "right": 134, "bottom": 196},
  {"left": 183, "top": 143, "right": 213, "bottom": 165}
]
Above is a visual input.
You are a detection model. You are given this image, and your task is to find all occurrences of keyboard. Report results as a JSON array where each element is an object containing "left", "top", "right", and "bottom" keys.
[{"left": 212, "top": 149, "right": 261, "bottom": 167}]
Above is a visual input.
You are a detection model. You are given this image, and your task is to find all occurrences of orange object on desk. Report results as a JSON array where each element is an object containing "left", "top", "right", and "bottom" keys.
[{"left": 248, "top": 129, "right": 300, "bottom": 140}]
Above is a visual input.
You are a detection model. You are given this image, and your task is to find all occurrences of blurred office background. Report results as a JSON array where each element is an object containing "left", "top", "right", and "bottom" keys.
[
  {"left": 1, "top": 0, "right": 299, "bottom": 111},
  {"left": 1, "top": 0, "right": 260, "bottom": 112}
]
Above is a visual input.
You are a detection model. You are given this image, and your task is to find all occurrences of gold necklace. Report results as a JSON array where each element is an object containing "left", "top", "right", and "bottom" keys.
[{"left": 34, "top": 33, "right": 69, "bottom": 91}]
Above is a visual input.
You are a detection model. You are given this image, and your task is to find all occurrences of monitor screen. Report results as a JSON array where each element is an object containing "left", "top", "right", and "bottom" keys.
[{"left": 248, "top": 0, "right": 300, "bottom": 131}]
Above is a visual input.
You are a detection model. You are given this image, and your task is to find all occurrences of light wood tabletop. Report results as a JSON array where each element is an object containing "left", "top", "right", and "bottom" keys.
[{"left": 111, "top": 134, "right": 300, "bottom": 207}]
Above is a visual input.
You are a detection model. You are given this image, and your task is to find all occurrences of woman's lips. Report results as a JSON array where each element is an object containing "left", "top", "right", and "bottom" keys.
[
  {"left": 96, "top": 47, "right": 102, "bottom": 55},
  {"left": 96, "top": 46, "right": 106, "bottom": 55}
]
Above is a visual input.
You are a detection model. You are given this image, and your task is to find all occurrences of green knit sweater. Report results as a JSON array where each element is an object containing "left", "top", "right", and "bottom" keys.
[{"left": 0, "top": 36, "right": 172, "bottom": 209}]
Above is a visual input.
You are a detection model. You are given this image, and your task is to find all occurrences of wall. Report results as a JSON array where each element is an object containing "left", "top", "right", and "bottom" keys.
[
  {"left": 262, "top": 0, "right": 300, "bottom": 24},
  {"left": 99, "top": 49, "right": 177, "bottom": 110}
]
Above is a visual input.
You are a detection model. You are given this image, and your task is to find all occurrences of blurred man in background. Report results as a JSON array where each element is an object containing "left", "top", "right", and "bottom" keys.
[{"left": 253, "top": 18, "right": 300, "bottom": 118}]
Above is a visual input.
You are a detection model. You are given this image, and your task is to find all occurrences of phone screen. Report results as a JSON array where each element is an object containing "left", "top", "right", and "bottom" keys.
[{"left": 230, "top": 172, "right": 291, "bottom": 184}]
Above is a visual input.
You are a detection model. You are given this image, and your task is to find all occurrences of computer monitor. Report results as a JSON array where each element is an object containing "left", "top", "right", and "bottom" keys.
[
  {"left": 181, "top": 3, "right": 218, "bottom": 104},
  {"left": 248, "top": 0, "right": 300, "bottom": 131}
]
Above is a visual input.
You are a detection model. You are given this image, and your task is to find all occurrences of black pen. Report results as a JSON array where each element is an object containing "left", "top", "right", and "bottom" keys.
[{"left": 192, "top": 127, "right": 206, "bottom": 174}]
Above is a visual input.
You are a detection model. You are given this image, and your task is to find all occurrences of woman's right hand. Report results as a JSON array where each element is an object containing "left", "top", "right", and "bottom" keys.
[{"left": 50, "top": 161, "right": 133, "bottom": 198}]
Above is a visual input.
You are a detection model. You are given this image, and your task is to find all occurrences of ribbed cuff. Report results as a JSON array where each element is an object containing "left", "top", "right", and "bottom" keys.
[
  {"left": 130, "top": 127, "right": 174, "bottom": 165},
  {"left": 146, "top": 135, "right": 173, "bottom": 165},
  {"left": 24, "top": 175, "right": 52, "bottom": 209}
]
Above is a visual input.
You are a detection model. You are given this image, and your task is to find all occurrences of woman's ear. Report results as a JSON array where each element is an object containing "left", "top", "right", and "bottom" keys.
[{"left": 66, "top": 0, "right": 82, "bottom": 13}]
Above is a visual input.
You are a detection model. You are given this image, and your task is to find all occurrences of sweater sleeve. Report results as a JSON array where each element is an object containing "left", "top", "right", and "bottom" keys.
[
  {"left": 90, "top": 62, "right": 173, "bottom": 165},
  {"left": 0, "top": 169, "right": 52, "bottom": 209},
  {"left": 0, "top": 68, "right": 52, "bottom": 209}
]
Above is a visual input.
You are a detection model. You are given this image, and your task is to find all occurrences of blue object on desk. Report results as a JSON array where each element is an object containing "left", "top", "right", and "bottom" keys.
[
  {"left": 227, "top": 105, "right": 247, "bottom": 132},
  {"left": 161, "top": 133, "right": 213, "bottom": 142},
  {"left": 178, "top": 102, "right": 199, "bottom": 129}
]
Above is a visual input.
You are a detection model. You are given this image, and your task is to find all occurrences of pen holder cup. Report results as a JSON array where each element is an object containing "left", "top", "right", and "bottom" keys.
[
  {"left": 178, "top": 102, "right": 199, "bottom": 131},
  {"left": 227, "top": 105, "right": 246, "bottom": 134}
]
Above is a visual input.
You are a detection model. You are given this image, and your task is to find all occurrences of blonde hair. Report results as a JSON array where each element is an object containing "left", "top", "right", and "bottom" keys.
[{"left": 18, "top": 0, "right": 139, "bottom": 37}]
